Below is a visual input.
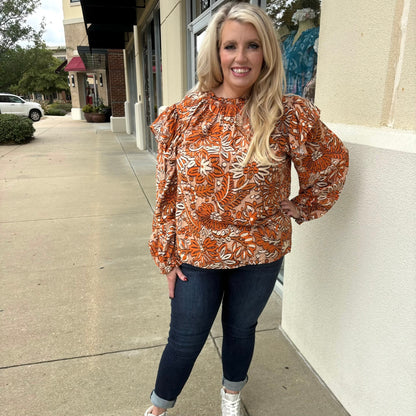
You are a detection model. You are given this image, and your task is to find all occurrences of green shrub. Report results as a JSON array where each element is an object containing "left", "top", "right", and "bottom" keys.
[
  {"left": 82, "top": 101, "right": 110, "bottom": 115},
  {"left": 45, "top": 108, "right": 67, "bottom": 116},
  {"left": 47, "top": 102, "right": 72, "bottom": 113},
  {"left": 0, "top": 114, "right": 35, "bottom": 144},
  {"left": 82, "top": 104, "right": 94, "bottom": 113}
]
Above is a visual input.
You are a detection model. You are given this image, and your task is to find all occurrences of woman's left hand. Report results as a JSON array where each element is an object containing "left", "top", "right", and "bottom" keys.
[{"left": 281, "top": 200, "right": 301, "bottom": 219}]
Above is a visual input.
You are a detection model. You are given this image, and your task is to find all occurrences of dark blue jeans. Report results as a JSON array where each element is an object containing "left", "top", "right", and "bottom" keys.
[{"left": 150, "top": 258, "right": 283, "bottom": 409}]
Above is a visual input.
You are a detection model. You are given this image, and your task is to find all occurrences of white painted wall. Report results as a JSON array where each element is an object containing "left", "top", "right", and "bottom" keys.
[
  {"left": 283, "top": 132, "right": 416, "bottom": 416},
  {"left": 281, "top": 0, "right": 416, "bottom": 415}
]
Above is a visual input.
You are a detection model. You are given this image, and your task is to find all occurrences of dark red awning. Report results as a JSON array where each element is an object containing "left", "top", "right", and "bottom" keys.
[{"left": 64, "top": 57, "right": 86, "bottom": 72}]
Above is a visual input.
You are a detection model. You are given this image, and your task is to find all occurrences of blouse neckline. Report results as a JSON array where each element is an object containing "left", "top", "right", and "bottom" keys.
[{"left": 205, "top": 91, "right": 247, "bottom": 106}]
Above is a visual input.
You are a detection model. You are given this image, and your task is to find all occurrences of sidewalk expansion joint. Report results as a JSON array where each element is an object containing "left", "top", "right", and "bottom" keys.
[
  {"left": 0, "top": 146, "right": 20, "bottom": 158},
  {"left": 115, "top": 133, "right": 155, "bottom": 213},
  {"left": 0, "top": 211, "right": 140, "bottom": 225},
  {"left": 0, "top": 343, "right": 167, "bottom": 371}
]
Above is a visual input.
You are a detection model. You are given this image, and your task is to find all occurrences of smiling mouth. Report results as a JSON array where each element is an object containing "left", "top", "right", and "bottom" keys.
[{"left": 232, "top": 68, "right": 250, "bottom": 74}]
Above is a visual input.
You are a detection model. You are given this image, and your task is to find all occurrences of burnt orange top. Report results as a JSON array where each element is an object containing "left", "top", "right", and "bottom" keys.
[{"left": 149, "top": 91, "right": 349, "bottom": 274}]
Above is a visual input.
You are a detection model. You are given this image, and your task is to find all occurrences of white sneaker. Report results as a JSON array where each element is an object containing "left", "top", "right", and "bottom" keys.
[
  {"left": 221, "top": 388, "right": 241, "bottom": 416},
  {"left": 144, "top": 406, "right": 167, "bottom": 416}
]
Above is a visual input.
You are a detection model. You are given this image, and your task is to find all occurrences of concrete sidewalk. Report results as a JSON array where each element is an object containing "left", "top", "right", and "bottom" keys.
[{"left": 0, "top": 115, "right": 348, "bottom": 416}]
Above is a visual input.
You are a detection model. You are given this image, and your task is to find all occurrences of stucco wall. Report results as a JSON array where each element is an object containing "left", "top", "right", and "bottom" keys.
[
  {"left": 62, "top": 0, "right": 83, "bottom": 21},
  {"left": 63, "top": 21, "right": 88, "bottom": 60},
  {"left": 281, "top": 0, "right": 416, "bottom": 415},
  {"left": 315, "top": 0, "right": 416, "bottom": 130},
  {"left": 160, "top": 0, "right": 187, "bottom": 105}
]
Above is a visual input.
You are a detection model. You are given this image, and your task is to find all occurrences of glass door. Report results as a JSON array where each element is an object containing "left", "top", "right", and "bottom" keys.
[{"left": 142, "top": 9, "right": 163, "bottom": 154}]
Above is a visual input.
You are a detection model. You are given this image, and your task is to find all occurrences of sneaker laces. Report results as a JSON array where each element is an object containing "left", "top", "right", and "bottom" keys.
[{"left": 221, "top": 389, "right": 241, "bottom": 416}]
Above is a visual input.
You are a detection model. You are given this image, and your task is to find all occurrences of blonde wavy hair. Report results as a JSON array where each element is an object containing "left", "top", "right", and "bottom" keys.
[{"left": 196, "top": 2, "right": 286, "bottom": 166}]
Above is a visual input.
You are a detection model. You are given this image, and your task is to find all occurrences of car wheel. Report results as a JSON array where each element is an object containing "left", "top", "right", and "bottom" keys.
[{"left": 29, "top": 109, "right": 41, "bottom": 121}]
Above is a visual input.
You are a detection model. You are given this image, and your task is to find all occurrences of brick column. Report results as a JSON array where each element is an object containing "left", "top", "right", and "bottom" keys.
[{"left": 107, "top": 49, "right": 126, "bottom": 117}]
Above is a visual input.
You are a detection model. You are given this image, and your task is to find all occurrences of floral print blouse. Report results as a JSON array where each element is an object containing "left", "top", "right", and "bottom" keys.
[{"left": 149, "top": 91, "right": 349, "bottom": 274}]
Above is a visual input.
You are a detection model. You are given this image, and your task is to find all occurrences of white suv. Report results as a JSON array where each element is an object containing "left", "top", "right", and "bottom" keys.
[{"left": 0, "top": 93, "right": 44, "bottom": 122}]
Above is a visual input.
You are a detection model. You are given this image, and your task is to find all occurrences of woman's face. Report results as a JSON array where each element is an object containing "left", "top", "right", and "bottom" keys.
[{"left": 217, "top": 20, "right": 264, "bottom": 98}]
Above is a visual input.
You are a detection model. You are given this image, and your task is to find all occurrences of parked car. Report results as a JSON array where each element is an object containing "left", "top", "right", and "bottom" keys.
[{"left": 0, "top": 93, "right": 44, "bottom": 121}]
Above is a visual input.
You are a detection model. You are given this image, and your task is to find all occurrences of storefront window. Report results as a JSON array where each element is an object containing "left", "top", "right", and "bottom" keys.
[
  {"left": 126, "top": 48, "right": 137, "bottom": 134},
  {"left": 143, "top": 9, "right": 163, "bottom": 154},
  {"left": 266, "top": 0, "right": 321, "bottom": 102},
  {"left": 190, "top": 1, "right": 241, "bottom": 20},
  {"left": 201, "top": 0, "right": 210, "bottom": 13}
]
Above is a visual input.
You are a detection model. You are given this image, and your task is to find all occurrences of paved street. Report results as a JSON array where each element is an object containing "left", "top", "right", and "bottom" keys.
[{"left": 0, "top": 115, "right": 349, "bottom": 416}]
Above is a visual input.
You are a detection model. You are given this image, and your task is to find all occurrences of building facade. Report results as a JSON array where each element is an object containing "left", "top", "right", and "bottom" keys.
[
  {"left": 61, "top": 0, "right": 127, "bottom": 131},
  {"left": 79, "top": 1, "right": 416, "bottom": 415}
]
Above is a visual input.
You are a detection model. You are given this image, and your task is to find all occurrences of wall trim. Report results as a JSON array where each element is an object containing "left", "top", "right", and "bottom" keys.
[
  {"left": 63, "top": 17, "right": 84, "bottom": 25},
  {"left": 110, "top": 117, "right": 126, "bottom": 133},
  {"left": 328, "top": 123, "right": 416, "bottom": 154},
  {"left": 71, "top": 107, "right": 83, "bottom": 120}
]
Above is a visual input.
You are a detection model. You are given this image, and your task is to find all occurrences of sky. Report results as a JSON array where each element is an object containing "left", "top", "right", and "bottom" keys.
[{"left": 27, "top": 0, "right": 66, "bottom": 47}]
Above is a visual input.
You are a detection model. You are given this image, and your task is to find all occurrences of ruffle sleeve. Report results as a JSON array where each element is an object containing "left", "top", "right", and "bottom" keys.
[
  {"left": 148, "top": 105, "right": 182, "bottom": 274},
  {"left": 286, "top": 96, "right": 349, "bottom": 223}
]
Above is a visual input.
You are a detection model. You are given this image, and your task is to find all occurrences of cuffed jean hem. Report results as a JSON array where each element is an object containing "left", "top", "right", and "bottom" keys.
[
  {"left": 150, "top": 390, "right": 176, "bottom": 409},
  {"left": 222, "top": 376, "right": 248, "bottom": 392}
]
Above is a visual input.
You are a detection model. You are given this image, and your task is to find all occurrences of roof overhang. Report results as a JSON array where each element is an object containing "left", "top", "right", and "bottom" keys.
[
  {"left": 77, "top": 47, "right": 108, "bottom": 71},
  {"left": 80, "top": 0, "right": 145, "bottom": 49}
]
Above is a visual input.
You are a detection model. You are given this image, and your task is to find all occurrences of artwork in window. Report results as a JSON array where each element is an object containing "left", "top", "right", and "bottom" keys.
[{"left": 201, "top": 0, "right": 210, "bottom": 12}]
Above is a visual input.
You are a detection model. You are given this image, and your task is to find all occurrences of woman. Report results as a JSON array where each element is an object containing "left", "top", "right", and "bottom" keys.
[{"left": 145, "top": 3, "right": 348, "bottom": 416}]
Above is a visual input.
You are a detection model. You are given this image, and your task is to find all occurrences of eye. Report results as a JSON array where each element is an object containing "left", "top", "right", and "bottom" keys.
[
  {"left": 248, "top": 42, "right": 260, "bottom": 49},
  {"left": 224, "top": 44, "right": 236, "bottom": 50}
]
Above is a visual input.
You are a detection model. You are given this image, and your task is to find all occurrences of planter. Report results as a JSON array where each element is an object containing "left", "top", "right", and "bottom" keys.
[{"left": 84, "top": 112, "right": 106, "bottom": 123}]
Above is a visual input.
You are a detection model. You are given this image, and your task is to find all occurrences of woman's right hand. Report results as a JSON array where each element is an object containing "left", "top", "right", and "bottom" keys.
[{"left": 166, "top": 266, "right": 188, "bottom": 299}]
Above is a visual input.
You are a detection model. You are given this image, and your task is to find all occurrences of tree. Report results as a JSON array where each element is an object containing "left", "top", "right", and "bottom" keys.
[
  {"left": 0, "top": 47, "right": 27, "bottom": 92},
  {"left": 266, "top": 0, "right": 321, "bottom": 30},
  {"left": 266, "top": 0, "right": 295, "bottom": 29},
  {"left": 0, "top": 45, "right": 69, "bottom": 98},
  {"left": 16, "top": 47, "right": 69, "bottom": 97},
  {"left": 0, "top": 0, "right": 44, "bottom": 55}
]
